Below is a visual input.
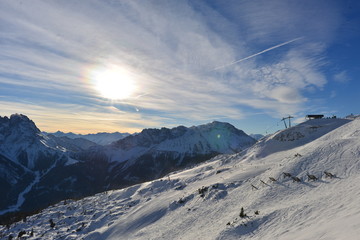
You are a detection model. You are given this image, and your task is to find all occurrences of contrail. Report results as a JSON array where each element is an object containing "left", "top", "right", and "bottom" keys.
[{"left": 213, "top": 37, "right": 303, "bottom": 71}]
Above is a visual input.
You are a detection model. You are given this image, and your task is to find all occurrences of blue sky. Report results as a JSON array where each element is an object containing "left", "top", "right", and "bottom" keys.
[{"left": 1, "top": 0, "right": 359, "bottom": 134}]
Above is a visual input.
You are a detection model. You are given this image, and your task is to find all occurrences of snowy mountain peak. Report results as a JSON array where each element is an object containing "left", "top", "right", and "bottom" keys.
[
  {"left": 119, "top": 125, "right": 189, "bottom": 148},
  {"left": 0, "top": 114, "right": 40, "bottom": 139},
  {"left": 196, "top": 120, "right": 236, "bottom": 129},
  {"left": 9, "top": 113, "right": 35, "bottom": 123},
  {"left": 112, "top": 121, "right": 255, "bottom": 155},
  {"left": 0, "top": 114, "right": 67, "bottom": 171},
  {"left": 192, "top": 121, "right": 245, "bottom": 134}
]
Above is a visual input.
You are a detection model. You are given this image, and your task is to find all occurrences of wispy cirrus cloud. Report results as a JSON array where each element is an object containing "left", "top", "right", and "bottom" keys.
[
  {"left": 0, "top": 0, "right": 345, "bottom": 133},
  {"left": 334, "top": 71, "right": 350, "bottom": 83}
]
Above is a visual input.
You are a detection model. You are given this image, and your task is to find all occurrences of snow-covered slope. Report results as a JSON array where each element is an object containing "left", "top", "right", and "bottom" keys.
[
  {"left": 48, "top": 131, "right": 131, "bottom": 145},
  {"left": 2, "top": 117, "right": 359, "bottom": 239},
  {"left": 244, "top": 118, "right": 351, "bottom": 160}
]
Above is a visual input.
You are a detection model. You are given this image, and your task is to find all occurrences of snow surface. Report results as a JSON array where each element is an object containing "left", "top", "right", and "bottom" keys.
[{"left": 2, "top": 118, "right": 360, "bottom": 240}]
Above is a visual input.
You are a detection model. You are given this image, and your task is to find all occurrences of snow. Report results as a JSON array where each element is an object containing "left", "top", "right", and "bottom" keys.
[
  {"left": 1, "top": 118, "right": 360, "bottom": 240},
  {"left": 65, "top": 157, "right": 79, "bottom": 166}
]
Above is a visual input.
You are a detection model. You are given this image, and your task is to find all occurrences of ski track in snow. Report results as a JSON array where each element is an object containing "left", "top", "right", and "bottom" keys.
[{"left": 1, "top": 118, "right": 360, "bottom": 240}]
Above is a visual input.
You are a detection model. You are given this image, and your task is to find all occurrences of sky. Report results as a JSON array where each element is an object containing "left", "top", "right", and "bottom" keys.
[{"left": 1, "top": 0, "right": 360, "bottom": 135}]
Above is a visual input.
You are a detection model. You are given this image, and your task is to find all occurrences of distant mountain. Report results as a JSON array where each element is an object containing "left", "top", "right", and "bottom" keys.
[
  {"left": 48, "top": 131, "right": 131, "bottom": 145},
  {"left": 0, "top": 115, "right": 255, "bottom": 219},
  {"left": 249, "top": 133, "right": 264, "bottom": 141},
  {"left": 46, "top": 135, "right": 98, "bottom": 152},
  {"left": 89, "top": 121, "right": 257, "bottom": 185}
]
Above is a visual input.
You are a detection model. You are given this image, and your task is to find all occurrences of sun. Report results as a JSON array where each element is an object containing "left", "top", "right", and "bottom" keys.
[{"left": 91, "top": 66, "right": 136, "bottom": 100}]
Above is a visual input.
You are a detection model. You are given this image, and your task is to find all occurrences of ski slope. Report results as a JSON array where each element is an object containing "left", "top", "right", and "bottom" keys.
[{"left": 1, "top": 118, "right": 360, "bottom": 240}]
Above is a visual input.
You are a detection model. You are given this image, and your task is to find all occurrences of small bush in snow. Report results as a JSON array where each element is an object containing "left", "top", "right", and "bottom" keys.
[
  {"left": 307, "top": 173, "right": 318, "bottom": 181},
  {"left": 17, "top": 230, "right": 26, "bottom": 238},
  {"left": 324, "top": 171, "right": 336, "bottom": 178},
  {"left": 49, "top": 219, "right": 55, "bottom": 228},
  {"left": 269, "top": 177, "right": 277, "bottom": 182},
  {"left": 283, "top": 172, "right": 292, "bottom": 178},
  {"left": 239, "top": 207, "right": 247, "bottom": 218},
  {"left": 178, "top": 198, "right": 186, "bottom": 204},
  {"left": 198, "top": 186, "right": 209, "bottom": 197},
  {"left": 291, "top": 176, "right": 301, "bottom": 182}
]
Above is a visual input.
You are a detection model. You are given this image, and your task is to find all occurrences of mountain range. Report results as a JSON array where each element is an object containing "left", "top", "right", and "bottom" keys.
[
  {"left": 0, "top": 114, "right": 256, "bottom": 220},
  {"left": 1, "top": 115, "right": 359, "bottom": 239},
  {"left": 46, "top": 131, "right": 131, "bottom": 145}
]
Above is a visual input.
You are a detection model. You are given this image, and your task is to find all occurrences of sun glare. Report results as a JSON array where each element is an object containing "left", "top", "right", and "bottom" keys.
[{"left": 91, "top": 66, "right": 136, "bottom": 100}]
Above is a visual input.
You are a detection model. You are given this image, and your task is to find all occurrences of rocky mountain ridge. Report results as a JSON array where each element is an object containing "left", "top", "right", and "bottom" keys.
[
  {"left": 47, "top": 131, "right": 131, "bottom": 145},
  {"left": 0, "top": 114, "right": 255, "bottom": 219}
]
